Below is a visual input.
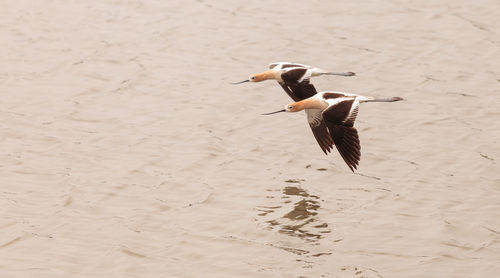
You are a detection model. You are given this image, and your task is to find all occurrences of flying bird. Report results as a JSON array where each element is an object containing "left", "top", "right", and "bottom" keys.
[
  {"left": 232, "top": 62, "right": 355, "bottom": 155},
  {"left": 232, "top": 62, "right": 355, "bottom": 101},
  {"left": 263, "top": 91, "right": 403, "bottom": 171}
]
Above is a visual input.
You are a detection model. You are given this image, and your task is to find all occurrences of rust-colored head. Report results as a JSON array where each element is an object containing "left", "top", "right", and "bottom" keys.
[
  {"left": 285, "top": 98, "right": 324, "bottom": 112},
  {"left": 232, "top": 70, "right": 276, "bottom": 84},
  {"left": 284, "top": 102, "right": 303, "bottom": 112},
  {"left": 261, "top": 102, "right": 300, "bottom": 115},
  {"left": 262, "top": 98, "right": 323, "bottom": 115},
  {"left": 249, "top": 70, "right": 275, "bottom": 82}
]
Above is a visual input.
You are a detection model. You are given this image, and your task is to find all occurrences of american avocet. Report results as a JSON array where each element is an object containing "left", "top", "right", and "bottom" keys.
[
  {"left": 263, "top": 91, "right": 403, "bottom": 171},
  {"left": 232, "top": 62, "right": 355, "bottom": 160},
  {"left": 232, "top": 62, "right": 355, "bottom": 101}
]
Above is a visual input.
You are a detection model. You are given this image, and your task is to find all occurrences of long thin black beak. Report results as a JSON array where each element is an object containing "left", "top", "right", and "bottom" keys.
[
  {"left": 262, "top": 109, "right": 286, "bottom": 115},
  {"left": 230, "top": 80, "right": 250, "bottom": 84},
  {"left": 327, "top": 71, "right": 356, "bottom": 76}
]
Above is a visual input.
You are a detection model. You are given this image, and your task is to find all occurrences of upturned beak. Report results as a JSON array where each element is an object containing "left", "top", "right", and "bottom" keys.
[
  {"left": 261, "top": 109, "right": 286, "bottom": 115},
  {"left": 230, "top": 79, "right": 250, "bottom": 84}
]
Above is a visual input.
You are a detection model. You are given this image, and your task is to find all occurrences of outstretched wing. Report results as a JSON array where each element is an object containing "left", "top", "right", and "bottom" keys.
[
  {"left": 322, "top": 99, "right": 361, "bottom": 171},
  {"left": 327, "top": 125, "right": 360, "bottom": 172},
  {"left": 279, "top": 68, "right": 317, "bottom": 101},
  {"left": 268, "top": 62, "right": 310, "bottom": 69},
  {"left": 305, "top": 109, "right": 334, "bottom": 155},
  {"left": 278, "top": 81, "right": 317, "bottom": 101}
]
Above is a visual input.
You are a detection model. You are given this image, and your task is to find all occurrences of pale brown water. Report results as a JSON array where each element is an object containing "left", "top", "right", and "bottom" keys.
[{"left": 1, "top": 1, "right": 500, "bottom": 277}]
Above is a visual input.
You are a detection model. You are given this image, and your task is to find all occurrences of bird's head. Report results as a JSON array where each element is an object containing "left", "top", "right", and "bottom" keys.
[
  {"left": 262, "top": 102, "right": 303, "bottom": 115},
  {"left": 231, "top": 70, "right": 275, "bottom": 84},
  {"left": 285, "top": 103, "right": 300, "bottom": 112}
]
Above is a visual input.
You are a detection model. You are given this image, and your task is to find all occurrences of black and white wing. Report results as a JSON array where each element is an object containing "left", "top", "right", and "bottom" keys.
[
  {"left": 279, "top": 68, "right": 317, "bottom": 101},
  {"left": 268, "top": 62, "right": 311, "bottom": 70},
  {"left": 322, "top": 98, "right": 361, "bottom": 171},
  {"left": 306, "top": 109, "right": 334, "bottom": 155}
]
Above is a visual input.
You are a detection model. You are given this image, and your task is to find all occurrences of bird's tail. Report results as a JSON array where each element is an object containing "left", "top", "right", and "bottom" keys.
[
  {"left": 324, "top": 71, "right": 356, "bottom": 77},
  {"left": 312, "top": 68, "right": 356, "bottom": 77},
  {"left": 359, "top": 96, "right": 404, "bottom": 103}
]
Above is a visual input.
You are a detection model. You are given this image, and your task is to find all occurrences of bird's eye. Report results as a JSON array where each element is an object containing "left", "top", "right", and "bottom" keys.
[{"left": 250, "top": 76, "right": 255, "bottom": 80}]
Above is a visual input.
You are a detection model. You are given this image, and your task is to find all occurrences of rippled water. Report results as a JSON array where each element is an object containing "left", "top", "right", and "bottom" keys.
[
  {"left": 1, "top": 0, "right": 500, "bottom": 277},
  {"left": 259, "top": 185, "right": 328, "bottom": 244}
]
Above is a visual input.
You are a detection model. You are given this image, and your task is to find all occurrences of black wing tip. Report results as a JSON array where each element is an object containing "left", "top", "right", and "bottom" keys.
[
  {"left": 343, "top": 152, "right": 360, "bottom": 172},
  {"left": 320, "top": 145, "right": 333, "bottom": 155},
  {"left": 348, "top": 161, "right": 359, "bottom": 172},
  {"left": 328, "top": 125, "right": 361, "bottom": 172},
  {"left": 309, "top": 123, "right": 335, "bottom": 156},
  {"left": 343, "top": 153, "right": 359, "bottom": 172}
]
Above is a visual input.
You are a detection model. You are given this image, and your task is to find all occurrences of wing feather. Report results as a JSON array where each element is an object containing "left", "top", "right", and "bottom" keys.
[
  {"left": 306, "top": 109, "right": 334, "bottom": 154},
  {"left": 322, "top": 99, "right": 362, "bottom": 171},
  {"left": 328, "top": 125, "right": 361, "bottom": 171},
  {"left": 278, "top": 82, "right": 300, "bottom": 101}
]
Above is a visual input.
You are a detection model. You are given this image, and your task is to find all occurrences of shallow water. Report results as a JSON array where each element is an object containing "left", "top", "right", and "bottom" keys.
[{"left": 1, "top": 0, "right": 500, "bottom": 277}]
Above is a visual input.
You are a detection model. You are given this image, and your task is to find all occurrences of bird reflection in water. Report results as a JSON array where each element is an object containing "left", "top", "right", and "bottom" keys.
[{"left": 257, "top": 185, "right": 330, "bottom": 242}]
